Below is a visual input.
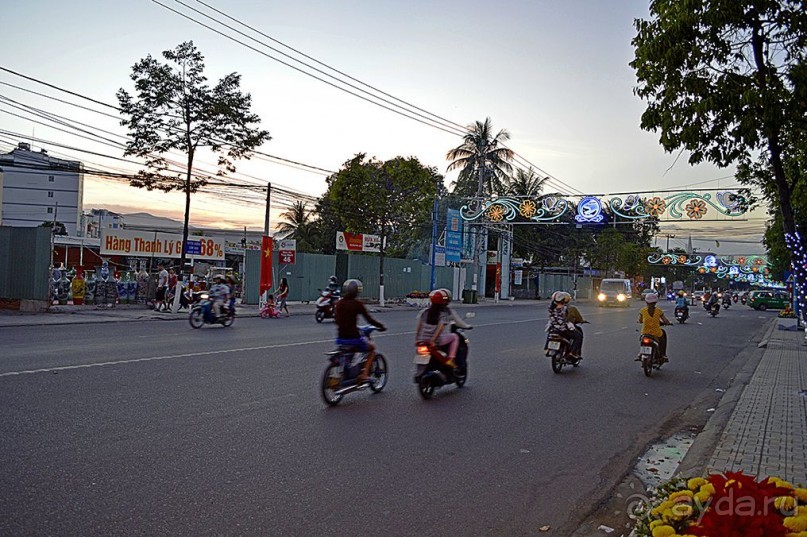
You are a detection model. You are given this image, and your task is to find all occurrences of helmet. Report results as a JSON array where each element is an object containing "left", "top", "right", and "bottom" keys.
[
  {"left": 678, "top": 290, "right": 685, "bottom": 297},
  {"left": 213, "top": 274, "right": 224, "bottom": 282},
  {"left": 551, "top": 291, "right": 571, "bottom": 303},
  {"left": 644, "top": 292, "right": 659, "bottom": 304},
  {"left": 341, "top": 279, "right": 362, "bottom": 299},
  {"left": 329, "top": 275, "right": 337, "bottom": 284},
  {"left": 429, "top": 288, "right": 451, "bottom": 305}
]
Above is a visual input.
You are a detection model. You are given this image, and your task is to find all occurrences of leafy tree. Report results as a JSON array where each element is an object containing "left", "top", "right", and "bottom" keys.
[
  {"left": 631, "top": 1, "right": 807, "bottom": 313},
  {"left": 117, "top": 41, "right": 270, "bottom": 273},
  {"left": 40, "top": 221, "right": 67, "bottom": 235},
  {"left": 322, "top": 154, "right": 439, "bottom": 300},
  {"left": 446, "top": 118, "right": 514, "bottom": 196},
  {"left": 277, "top": 201, "right": 319, "bottom": 252}
]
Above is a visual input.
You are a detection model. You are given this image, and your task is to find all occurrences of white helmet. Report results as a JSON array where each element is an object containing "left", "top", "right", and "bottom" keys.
[
  {"left": 644, "top": 292, "right": 659, "bottom": 304},
  {"left": 551, "top": 291, "right": 571, "bottom": 303}
]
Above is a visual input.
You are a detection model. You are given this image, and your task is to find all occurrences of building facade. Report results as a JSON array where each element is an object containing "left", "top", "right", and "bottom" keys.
[{"left": 0, "top": 142, "right": 84, "bottom": 235}]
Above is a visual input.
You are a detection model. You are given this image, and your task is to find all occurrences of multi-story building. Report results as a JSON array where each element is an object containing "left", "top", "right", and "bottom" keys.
[
  {"left": 0, "top": 142, "right": 84, "bottom": 235},
  {"left": 82, "top": 208, "right": 123, "bottom": 239}
]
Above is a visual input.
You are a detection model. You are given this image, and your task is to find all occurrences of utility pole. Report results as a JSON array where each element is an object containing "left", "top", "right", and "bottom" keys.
[
  {"left": 664, "top": 233, "right": 676, "bottom": 252},
  {"left": 261, "top": 182, "right": 271, "bottom": 306},
  {"left": 430, "top": 177, "right": 441, "bottom": 291}
]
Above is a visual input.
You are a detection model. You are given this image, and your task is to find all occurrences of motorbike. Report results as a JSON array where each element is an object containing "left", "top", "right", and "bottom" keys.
[
  {"left": 545, "top": 322, "right": 587, "bottom": 373},
  {"left": 741, "top": 294, "right": 748, "bottom": 305},
  {"left": 732, "top": 294, "right": 739, "bottom": 303},
  {"left": 674, "top": 306, "right": 688, "bottom": 324},
  {"left": 320, "top": 326, "right": 387, "bottom": 406},
  {"left": 638, "top": 333, "right": 666, "bottom": 376},
  {"left": 315, "top": 288, "right": 338, "bottom": 323},
  {"left": 709, "top": 302, "right": 720, "bottom": 317},
  {"left": 414, "top": 324, "right": 471, "bottom": 399},
  {"left": 722, "top": 296, "right": 731, "bottom": 310},
  {"left": 189, "top": 293, "right": 235, "bottom": 328}
]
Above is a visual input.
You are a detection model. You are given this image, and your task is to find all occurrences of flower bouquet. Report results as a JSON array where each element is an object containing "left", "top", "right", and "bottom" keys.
[{"left": 632, "top": 472, "right": 807, "bottom": 537}]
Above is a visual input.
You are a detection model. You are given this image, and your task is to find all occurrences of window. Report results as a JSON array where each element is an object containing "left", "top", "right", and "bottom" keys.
[
  {"left": 47, "top": 191, "right": 54, "bottom": 198},
  {"left": 48, "top": 175, "right": 54, "bottom": 182},
  {"left": 47, "top": 207, "right": 53, "bottom": 214}
]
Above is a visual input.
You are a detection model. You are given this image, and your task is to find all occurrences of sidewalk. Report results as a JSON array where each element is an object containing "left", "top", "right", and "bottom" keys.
[
  {"left": 700, "top": 318, "right": 807, "bottom": 485},
  {"left": 0, "top": 296, "right": 544, "bottom": 328}
]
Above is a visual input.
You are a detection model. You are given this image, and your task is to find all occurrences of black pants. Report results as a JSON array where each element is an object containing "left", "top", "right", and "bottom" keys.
[
  {"left": 556, "top": 328, "right": 583, "bottom": 356},
  {"left": 657, "top": 330, "right": 668, "bottom": 357}
]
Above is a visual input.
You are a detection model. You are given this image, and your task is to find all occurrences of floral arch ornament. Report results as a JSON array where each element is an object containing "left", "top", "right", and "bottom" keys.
[
  {"left": 646, "top": 253, "right": 702, "bottom": 266},
  {"left": 458, "top": 190, "right": 748, "bottom": 224}
]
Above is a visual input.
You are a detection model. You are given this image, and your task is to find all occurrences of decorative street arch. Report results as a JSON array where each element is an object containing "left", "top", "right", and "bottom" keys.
[{"left": 459, "top": 190, "right": 749, "bottom": 224}]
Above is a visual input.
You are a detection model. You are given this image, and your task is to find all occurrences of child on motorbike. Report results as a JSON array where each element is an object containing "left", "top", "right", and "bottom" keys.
[
  {"left": 638, "top": 292, "right": 672, "bottom": 362},
  {"left": 334, "top": 279, "right": 386, "bottom": 382},
  {"left": 546, "top": 291, "right": 583, "bottom": 359},
  {"left": 415, "top": 288, "right": 471, "bottom": 369}
]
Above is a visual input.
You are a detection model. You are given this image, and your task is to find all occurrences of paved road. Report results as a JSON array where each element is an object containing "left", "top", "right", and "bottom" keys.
[{"left": 0, "top": 301, "right": 773, "bottom": 536}]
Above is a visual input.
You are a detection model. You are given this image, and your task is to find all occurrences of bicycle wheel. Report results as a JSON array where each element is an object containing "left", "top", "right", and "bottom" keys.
[
  {"left": 321, "top": 364, "right": 343, "bottom": 406},
  {"left": 368, "top": 354, "right": 387, "bottom": 393}
]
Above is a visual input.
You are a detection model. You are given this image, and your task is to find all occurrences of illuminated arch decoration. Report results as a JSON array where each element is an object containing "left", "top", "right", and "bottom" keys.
[
  {"left": 647, "top": 253, "right": 703, "bottom": 266},
  {"left": 458, "top": 190, "right": 748, "bottom": 224},
  {"left": 459, "top": 195, "right": 570, "bottom": 223}
]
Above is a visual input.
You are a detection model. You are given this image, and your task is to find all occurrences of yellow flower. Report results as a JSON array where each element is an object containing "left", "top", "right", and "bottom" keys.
[
  {"left": 649, "top": 519, "right": 664, "bottom": 529},
  {"left": 651, "top": 525, "right": 676, "bottom": 537},
  {"left": 795, "top": 488, "right": 807, "bottom": 502},
  {"left": 785, "top": 532, "right": 807, "bottom": 537},
  {"left": 784, "top": 516, "right": 807, "bottom": 532},
  {"left": 770, "top": 477, "right": 795, "bottom": 489},
  {"left": 518, "top": 199, "right": 537, "bottom": 218},
  {"left": 687, "top": 477, "right": 707, "bottom": 490},
  {"left": 486, "top": 204, "right": 506, "bottom": 222},
  {"left": 671, "top": 503, "right": 694, "bottom": 518},
  {"left": 776, "top": 496, "right": 797, "bottom": 512},
  {"left": 670, "top": 490, "right": 694, "bottom": 501},
  {"left": 699, "top": 483, "right": 716, "bottom": 496}
]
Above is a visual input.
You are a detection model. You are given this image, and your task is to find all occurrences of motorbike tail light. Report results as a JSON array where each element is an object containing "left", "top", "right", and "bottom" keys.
[
  {"left": 641, "top": 337, "right": 653, "bottom": 345},
  {"left": 416, "top": 345, "right": 431, "bottom": 356}
]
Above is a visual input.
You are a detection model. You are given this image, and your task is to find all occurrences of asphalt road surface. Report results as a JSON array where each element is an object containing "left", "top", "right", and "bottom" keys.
[{"left": 0, "top": 300, "right": 773, "bottom": 536}]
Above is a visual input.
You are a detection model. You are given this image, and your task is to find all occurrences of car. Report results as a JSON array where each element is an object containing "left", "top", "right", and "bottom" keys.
[
  {"left": 597, "top": 278, "right": 632, "bottom": 307},
  {"left": 692, "top": 291, "right": 706, "bottom": 303},
  {"left": 747, "top": 290, "right": 790, "bottom": 311}
]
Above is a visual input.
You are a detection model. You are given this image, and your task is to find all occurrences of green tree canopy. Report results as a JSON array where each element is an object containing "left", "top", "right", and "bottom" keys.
[
  {"left": 631, "top": 1, "right": 807, "bottom": 308},
  {"left": 277, "top": 201, "right": 319, "bottom": 253},
  {"left": 446, "top": 118, "right": 514, "bottom": 197},
  {"left": 117, "top": 41, "right": 270, "bottom": 272}
]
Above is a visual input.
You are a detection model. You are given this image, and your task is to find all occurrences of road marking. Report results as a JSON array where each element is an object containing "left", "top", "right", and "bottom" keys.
[{"left": 0, "top": 318, "right": 545, "bottom": 378}]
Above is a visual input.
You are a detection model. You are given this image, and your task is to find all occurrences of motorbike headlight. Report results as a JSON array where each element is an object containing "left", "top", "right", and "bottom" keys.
[
  {"left": 201, "top": 293, "right": 209, "bottom": 300},
  {"left": 598, "top": 293, "right": 606, "bottom": 301},
  {"left": 617, "top": 294, "right": 626, "bottom": 302}
]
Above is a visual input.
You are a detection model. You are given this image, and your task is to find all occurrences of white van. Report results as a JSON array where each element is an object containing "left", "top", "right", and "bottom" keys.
[{"left": 597, "top": 278, "right": 632, "bottom": 307}]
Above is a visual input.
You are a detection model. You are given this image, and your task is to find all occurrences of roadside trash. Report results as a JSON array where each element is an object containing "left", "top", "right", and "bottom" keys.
[
  {"left": 707, "top": 408, "right": 716, "bottom": 412},
  {"left": 538, "top": 525, "right": 551, "bottom": 532},
  {"left": 597, "top": 525, "right": 615, "bottom": 534},
  {"left": 715, "top": 388, "right": 725, "bottom": 392}
]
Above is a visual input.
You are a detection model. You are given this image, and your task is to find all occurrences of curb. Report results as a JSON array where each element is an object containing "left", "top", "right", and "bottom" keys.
[{"left": 674, "top": 317, "right": 777, "bottom": 478}]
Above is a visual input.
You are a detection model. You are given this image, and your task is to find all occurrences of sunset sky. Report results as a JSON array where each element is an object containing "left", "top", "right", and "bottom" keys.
[{"left": 0, "top": 0, "right": 767, "bottom": 254}]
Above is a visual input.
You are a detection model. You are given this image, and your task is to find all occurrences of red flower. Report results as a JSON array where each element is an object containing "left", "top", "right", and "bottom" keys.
[{"left": 688, "top": 472, "right": 793, "bottom": 537}]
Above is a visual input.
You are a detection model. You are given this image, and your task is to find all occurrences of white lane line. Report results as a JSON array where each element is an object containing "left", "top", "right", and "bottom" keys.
[{"left": 0, "top": 317, "right": 545, "bottom": 378}]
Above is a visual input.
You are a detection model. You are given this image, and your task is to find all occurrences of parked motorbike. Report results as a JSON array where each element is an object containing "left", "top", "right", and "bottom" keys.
[
  {"left": 320, "top": 326, "right": 387, "bottom": 406},
  {"left": 189, "top": 294, "right": 235, "bottom": 328},
  {"left": 315, "top": 289, "right": 338, "bottom": 323},
  {"left": 674, "top": 306, "right": 688, "bottom": 324},
  {"left": 638, "top": 333, "right": 665, "bottom": 376},
  {"left": 545, "top": 322, "right": 587, "bottom": 373},
  {"left": 414, "top": 324, "right": 471, "bottom": 399}
]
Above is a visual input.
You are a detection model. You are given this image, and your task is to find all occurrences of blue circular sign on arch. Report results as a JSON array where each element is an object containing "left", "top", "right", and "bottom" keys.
[{"left": 575, "top": 197, "right": 605, "bottom": 223}]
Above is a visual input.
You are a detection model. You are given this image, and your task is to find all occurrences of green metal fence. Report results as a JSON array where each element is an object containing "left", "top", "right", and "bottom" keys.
[{"left": 0, "top": 226, "right": 51, "bottom": 302}]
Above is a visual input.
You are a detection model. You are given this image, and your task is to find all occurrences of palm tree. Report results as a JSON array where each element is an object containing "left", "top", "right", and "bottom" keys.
[
  {"left": 277, "top": 201, "right": 318, "bottom": 252},
  {"left": 504, "top": 167, "right": 547, "bottom": 197},
  {"left": 446, "top": 117, "right": 515, "bottom": 197}
]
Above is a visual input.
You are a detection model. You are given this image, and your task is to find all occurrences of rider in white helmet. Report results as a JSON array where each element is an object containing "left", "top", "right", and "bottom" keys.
[
  {"left": 546, "top": 291, "right": 583, "bottom": 359},
  {"left": 638, "top": 292, "right": 672, "bottom": 362}
]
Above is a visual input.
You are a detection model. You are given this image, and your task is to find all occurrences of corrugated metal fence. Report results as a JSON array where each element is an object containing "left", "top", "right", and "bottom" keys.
[
  {"left": 0, "top": 226, "right": 51, "bottom": 301},
  {"left": 243, "top": 250, "right": 455, "bottom": 304}
]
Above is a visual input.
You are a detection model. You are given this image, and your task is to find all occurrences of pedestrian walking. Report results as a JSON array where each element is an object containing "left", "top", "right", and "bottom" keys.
[
  {"left": 155, "top": 264, "right": 169, "bottom": 311},
  {"left": 275, "top": 277, "right": 290, "bottom": 317}
]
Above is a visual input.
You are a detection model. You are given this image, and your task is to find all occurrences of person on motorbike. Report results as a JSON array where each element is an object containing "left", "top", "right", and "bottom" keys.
[
  {"left": 415, "top": 288, "right": 471, "bottom": 370},
  {"left": 674, "top": 290, "right": 689, "bottom": 319},
  {"left": 546, "top": 291, "right": 583, "bottom": 360},
  {"left": 333, "top": 279, "right": 385, "bottom": 382},
  {"left": 209, "top": 275, "right": 230, "bottom": 319},
  {"left": 706, "top": 289, "right": 721, "bottom": 312},
  {"left": 638, "top": 292, "right": 672, "bottom": 362},
  {"left": 327, "top": 275, "right": 340, "bottom": 296}
]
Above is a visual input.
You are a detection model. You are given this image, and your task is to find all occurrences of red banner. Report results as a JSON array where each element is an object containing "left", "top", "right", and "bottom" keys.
[{"left": 259, "top": 236, "right": 273, "bottom": 294}]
